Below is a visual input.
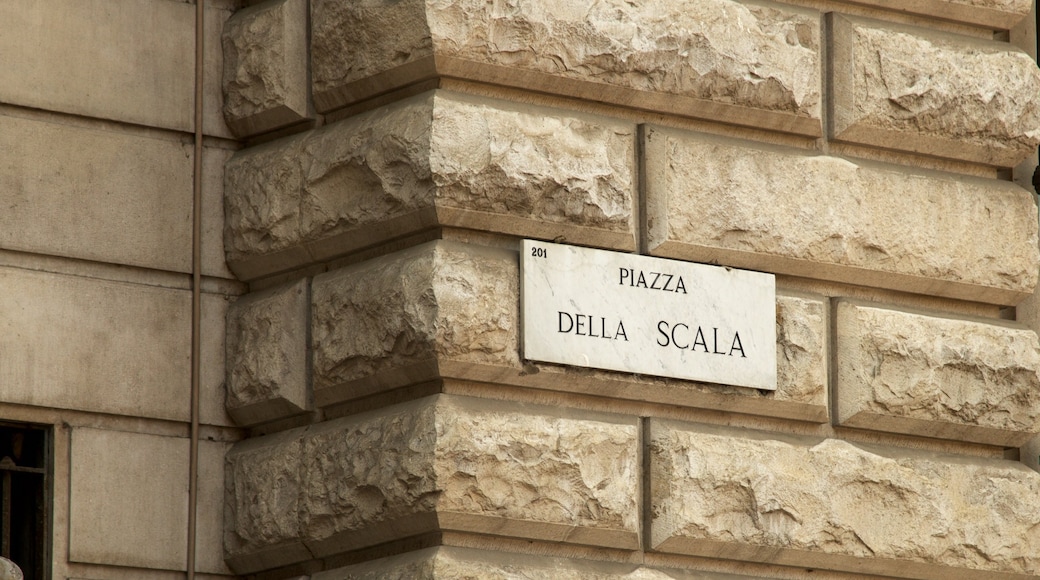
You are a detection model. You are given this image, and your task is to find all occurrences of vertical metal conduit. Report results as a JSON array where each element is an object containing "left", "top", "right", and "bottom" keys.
[{"left": 187, "top": 0, "right": 205, "bottom": 578}]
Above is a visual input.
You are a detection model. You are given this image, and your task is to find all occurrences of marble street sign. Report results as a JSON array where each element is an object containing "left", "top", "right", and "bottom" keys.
[{"left": 521, "top": 240, "right": 776, "bottom": 390}]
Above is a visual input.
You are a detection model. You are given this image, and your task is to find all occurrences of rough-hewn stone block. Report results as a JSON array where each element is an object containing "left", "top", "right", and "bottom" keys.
[
  {"left": 222, "top": 0, "right": 311, "bottom": 137},
  {"left": 311, "top": 0, "right": 821, "bottom": 135},
  {"left": 226, "top": 278, "right": 310, "bottom": 426},
  {"left": 0, "top": 268, "right": 191, "bottom": 421},
  {"left": 314, "top": 546, "right": 764, "bottom": 579},
  {"left": 69, "top": 429, "right": 188, "bottom": 571},
  {"left": 0, "top": 0, "right": 193, "bottom": 131},
  {"left": 830, "top": 15, "right": 1040, "bottom": 167},
  {"left": 311, "top": 241, "right": 827, "bottom": 422},
  {"left": 650, "top": 421, "right": 1040, "bottom": 579},
  {"left": 0, "top": 114, "right": 192, "bottom": 273},
  {"left": 836, "top": 301, "right": 1040, "bottom": 446},
  {"left": 224, "top": 396, "right": 639, "bottom": 573},
  {"left": 644, "top": 127, "right": 1040, "bottom": 305},
  {"left": 225, "top": 91, "right": 635, "bottom": 280}
]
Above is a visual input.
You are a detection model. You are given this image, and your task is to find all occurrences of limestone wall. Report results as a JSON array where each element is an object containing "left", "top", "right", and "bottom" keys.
[
  {"left": 218, "top": 0, "right": 1040, "bottom": 579},
  {"left": 0, "top": 1, "right": 243, "bottom": 579}
]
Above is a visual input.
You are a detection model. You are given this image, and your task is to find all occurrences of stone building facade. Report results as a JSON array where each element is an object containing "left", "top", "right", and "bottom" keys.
[{"left": 2, "top": 0, "right": 1040, "bottom": 579}]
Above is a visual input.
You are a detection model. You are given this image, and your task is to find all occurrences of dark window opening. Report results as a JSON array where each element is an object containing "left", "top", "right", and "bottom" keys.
[{"left": 0, "top": 422, "right": 50, "bottom": 580}]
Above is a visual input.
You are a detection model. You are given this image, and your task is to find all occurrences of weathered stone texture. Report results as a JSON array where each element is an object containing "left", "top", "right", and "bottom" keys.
[
  {"left": 831, "top": 15, "right": 1040, "bottom": 166},
  {"left": 222, "top": 0, "right": 310, "bottom": 137},
  {"left": 225, "top": 396, "right": 639, "bottom": 573},
  {"left": 226, "top": 278, "right": 309, "bottom": 426},
  {"left": 775, "top": 294, "right": 826, "bottom": 406},
  {"left": 644, "top": 127, "right": 1040, "bottom": 305},
  {"left": 0, "top": 0, "right": 193, "bottom": 131},
  {"left": 836, "top": 301, "right": 1040, "bottom": 446},
  {"left": 0, "top": 114, "right": 192, "bottom": 273},
  {"left": 311, "top": 241, "right": 518, "bottom": 397},
  {"left": 0, "top": 558, "right": 22, "bottom": 580},
  {"left": 311, "top": 0, "right": 821, "bottom": 133},
  {"left": 650, "top": 421, "right": 1040, "bottom": 578},
  {"left": 225, "top": 91, "right": 634, "bottom": 279},
  {"left": 0, "top": 268, "right": 191, "bottom": 421},
  {"left": 69, "top": 429, "right": 189, "bottom": 571},
  {"left": 315, "top": 546, "right": 760, "bottom": 579}
]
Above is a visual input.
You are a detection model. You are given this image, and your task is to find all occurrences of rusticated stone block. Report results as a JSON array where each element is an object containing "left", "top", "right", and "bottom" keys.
[
  {"left": 830, "top": 15, "right": 1040, "bottom": 167},
  {"left": 225, "top": 90, "right": 635, "bottom": 280},
  {"left": 644, "top": 126, "right": 1040, "bottom": 305},
  {"left": 311, "top": 241, "right": 827, "bottom": 422},
  {"left": 650, "top": 421, "right": 1040, "bottom": 579},
  {"left": 314, "top": 546, "right": 764, "bottom": 579},
  {"left": 224, "top": 395, "right": 639, "bottom": 573},
  {"left": 226, "top": 278, "right": 309, "bottom": 426},
  {"left": 311, "top": 0, "right": 821, "bottom": 135},
  {"left": 222, "top": 0, "right": 311, "bottom": 137},
  {"left": 836, "top": 300, "right": 1040, "bottom": 446}
]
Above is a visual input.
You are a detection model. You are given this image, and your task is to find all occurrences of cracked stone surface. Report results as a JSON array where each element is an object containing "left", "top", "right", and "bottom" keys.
[
  {"left": 650, "top": 421, "right": 1040, "bottom": 577},
  {"left": 224, "top": 91, "right": 634, "bottom": 279},
  {"left": 224, "top": 396, "right": 638, "bottom": 573},
  {"left": 831, "top": 15, "right": 1040, "bottom": 166},
  {"left": 225, "top": 278, "right": 309, "bottom": 426},
  {"left": 311, "top": 0, "right": 821, "bottom": 129},
  {"left": 222, "top": 0, "right": 309, "bottom": 136},
  {"left": 644, "top": 125, "right": 1040, "bottom": 304},
  {"left": 836, "top": 301, "right": 1040, "bottom": 446}
]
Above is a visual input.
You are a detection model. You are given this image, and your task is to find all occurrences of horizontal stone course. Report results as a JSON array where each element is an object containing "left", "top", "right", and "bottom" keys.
[
  {"left": 0, "top": 0, "right": 194, "bottom": 131},
  {"left": 650, "top": 420, "right": 1040, "bottom": 579},
  {"left": 830, "top": 15, "right": 1040, "bottom": 167},
  {"left": 846, "top": 0, "right": 1030, "bottom": 28},
  {"left": 310, "top": 0, "right": 821, "bottom": 134},
  {"left": 836, "top": 301, "right": 1040, "bottom": 446},
  {"left": 224, "top": 395, "right": 639, "bottom": 573},
  {"left": 224, "top": 91, "right": 635, "bottom": 280},
  {"left": 0, "top": 268, "right": 191, "bottom": 421},
  {"left": 226, "top": 278, "right": 310, "bottom": 426},
  {"left": 311, "top": 240, "right": 827, "bottom": 422},
  {"left": 314, "top": 546, "right": 766, "bottom": 579},
  {"left": 0, "top": 113, "right": 192, "bottom": 273},
  {"left": 644, "top": 126, "right": 1039, "bottom": 305}
]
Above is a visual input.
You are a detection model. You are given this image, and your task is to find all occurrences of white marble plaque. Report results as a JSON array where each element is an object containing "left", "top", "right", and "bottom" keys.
[{"left": 522, "top": 240, "right": 776, "bottom": 390}]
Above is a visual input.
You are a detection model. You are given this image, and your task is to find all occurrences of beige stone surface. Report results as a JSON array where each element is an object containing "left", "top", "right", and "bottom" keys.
[
  {"left": 312, "top": 241, "right": 827, "bottom": 422},
  {"left": 0, "top": 113, "right": 192, "bottom": 273},
  {"left": 650, "top": 421, "right": 1040, "bottom": 578},
  {"left": 0, "top": 559, "right": 22, "bottom": 580},
  {"left": 226, "top": 278, "right": 310, "bottom": 426},
  {"left": 201, "top": 292, "right": 235, "bottom": 428},
  {"left": 205, "top": 1, "right": 237, "bottom": 139},
  {"left": 223, "top": 0, "right": 311, "bottom": 137},
  {"left": 847, "top": 0, "right": 1030, "bottom": 28},
  {"left": 225, "top": 396, "right": 639, "bottom": 573},
  {"left": 836, "top": 301, "right": 1040, "bottom": 446},
  {"left": 203, "top": 146, "right": 237, "bottom": 280},
  {"left": 225, "top": 91, "right": 635, "bottom": 280},
  {"left": 0, "top": 0, "right": 193, "bottom": 131},
  {"left": 69, "top": 428, "right": 189, "bottom": 571},
  {"left": 197, "top": 440, "right": 235, "bottom": 575},
  {"left": 1023, "top": 435, "right": 1040, "bottom": 473},
  {"left": 315, "top": 546, "right": 759, "bottom": 579},
  {"left": 311, "top": 0, "right": 821, "bottom": 134},
  {"left": 0, "top": 268, "right": 191, "bottom": 421},
  {"left": 831, "top": 15, "right": 1040, "bottom": 167},
  {"left": 644, "top": 127, "right": 1040, "bottom": 305}
]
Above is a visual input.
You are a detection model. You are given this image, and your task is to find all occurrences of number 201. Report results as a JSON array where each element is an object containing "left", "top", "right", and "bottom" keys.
[{"left": 531, "top": 247, "right": 547, "bottom": 258}]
